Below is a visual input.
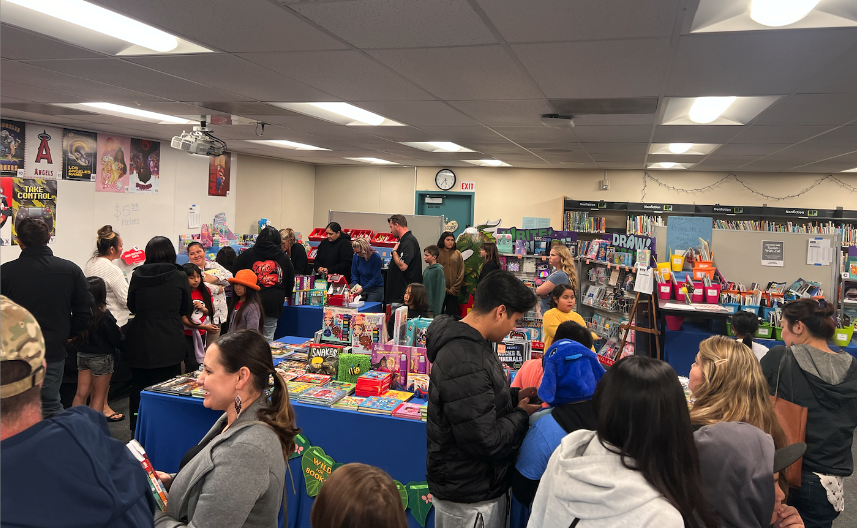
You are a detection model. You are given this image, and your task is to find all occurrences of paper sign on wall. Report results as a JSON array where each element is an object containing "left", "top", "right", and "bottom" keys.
[
  {"left": 761, "top": 240, "right": 784, "bottom": 267},
  {"left": 807, "top": 238, "right": 833, "bottom": 266}
]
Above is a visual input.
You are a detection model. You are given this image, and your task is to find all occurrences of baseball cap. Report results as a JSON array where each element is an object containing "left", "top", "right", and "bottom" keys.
[
  {"left": 774, "top": 442, "right": 806, "bottom": 474},
  {"left": 0, "top": 295, "right": 46, "bottom": 398}
]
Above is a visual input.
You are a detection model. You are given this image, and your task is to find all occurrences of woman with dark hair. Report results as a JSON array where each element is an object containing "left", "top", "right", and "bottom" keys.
[
  {"left": 761, "top": 299, "right": 857, "bottom": 527},
  {"left": 187, "top": 241, "right": 233, "bottom": 346},
  {"left": 478, "top": 241, "right": 501, "bottom": 284},
  {"left": 124, "top": 236, "right": 192, "bottom": 431},
  {"left": 71, "top": 276, "right": 125, "bottom": 421},
  {"left": 311, "top": 463, "right": 407, "bottom": 528},
  {"left": 314, "top": 222, "right": 353, "bottom": 281},
  {"left": 232, "top": 226, "right": 294, "bottom": 341},
  {"left": 529, "top": 356, "right": 718, "bottom": 528},
  {"left": 280, "top": 228, "right": 308, "bottom": 275},
  {"left": 154, "top": 330, "right": 300, "bottom": 528},
  {"left": 227, "top": 270, "right": 265, "bottom": 333},
  {"left": 436, "top": 231, "right": 464, "bottom": 316},
  {"left": 731, "top": 310, "right": 769, "bottom": 360}
]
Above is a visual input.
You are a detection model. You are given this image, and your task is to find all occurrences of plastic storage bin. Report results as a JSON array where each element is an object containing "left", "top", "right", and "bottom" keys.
[
  {"left": 722, "top": 303, "right": 740, "bottom": 314},
  {"left": 670, "top": 254, "right": 685, "bottom": 272},
  {"left": 775, "top": 327, "right": 783, "bottom": 341},
  {"left": 754, "top": 324, "right": 774, "bottom": 339},
  {"left": 692, "top": 267, "right": 716, "bottom": 281},
  {"left": 705, "top": 284, "right": 721, "bottom": 304},
  {"left": 741, "top": 304, "right": 760, "bottom": 315},
  {"left": 834, "top": 326, "right": 854, "bottom": 347},
  {"left": 665, "top": 315, "right": 685, "bottom": 331},
  {"left": 691, "top": 282, "right": 704, "bottom": 303},
  {"left": 694, "top": 260, "right": 714, "bottom": 269},
  {"left": 657, "top": 283, "right": 673, "bottom": 300}
]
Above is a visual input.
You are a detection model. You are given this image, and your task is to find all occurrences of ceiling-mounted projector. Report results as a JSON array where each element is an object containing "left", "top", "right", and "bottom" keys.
[
  {"left": 170, "top": 122, "right": 226, "bottom": 156},
  {"left": 540, "top": 114, "right": 574, "bottom": 128}
]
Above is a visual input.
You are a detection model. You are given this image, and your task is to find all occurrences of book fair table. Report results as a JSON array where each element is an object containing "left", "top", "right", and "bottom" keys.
[
  {"left": 275, "top": 301, "right": 383, "bottom": 339},
  {"left": 134, "top": 336, "right": 434, "bottom": 528}
]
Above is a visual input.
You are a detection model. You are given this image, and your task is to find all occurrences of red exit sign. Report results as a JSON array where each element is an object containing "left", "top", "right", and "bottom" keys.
[{"left": 460, "top": 181, "right": 475, "bottom": 191}]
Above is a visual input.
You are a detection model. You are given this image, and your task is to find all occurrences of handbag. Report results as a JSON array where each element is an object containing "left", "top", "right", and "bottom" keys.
[{"left": 770, "top": 346, "right": 808, "bottom": 488}]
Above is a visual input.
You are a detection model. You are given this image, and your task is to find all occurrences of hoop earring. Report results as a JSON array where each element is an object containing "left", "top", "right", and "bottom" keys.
[{"left": 234, "top": 395, "right": 242, "bottom": 415}]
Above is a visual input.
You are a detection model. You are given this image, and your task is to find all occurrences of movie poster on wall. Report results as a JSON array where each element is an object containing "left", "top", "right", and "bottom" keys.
[
  {"left": 128, "top": 138, "right": 160, "bottom": 194},
  {"left": 24, "top": 125, "right": 63, "bottom": 180},
  {"left": 96, "top": 133, "right": 130, "bottom": 193},
  {"left": 208, "top": 152, "right": 230, "bottom": 196},
  {"left": 63, "top": 129, "right": 97, "bottom": 181},
  {"left": 0, "top": 177, "right": 13, "bottom": 245},
  {"left": 0, "top": 120, "right": 25, "bottom": 176},
  {"left": 11, "top": 178, "right": 58, "bottom": 244}
]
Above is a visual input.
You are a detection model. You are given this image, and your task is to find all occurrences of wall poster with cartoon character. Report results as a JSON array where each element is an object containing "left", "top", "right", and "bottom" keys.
[
  {"left": 128, "top": 138, "right": 160, "bottom": 194},
  {"left": 63, "top": 129, "right": 97, "bottom": 181},
  {"left": 11, "top": 178, "right": 57, "bottom": 244},
  {"left": 208, "top": 152, "right": 230, "bottom": 196},
  {"left": 96, "top": 133, "right": 130, "bottom": 193},
  {"left": 0, "top": 120, "right": 25, "bottom": 176},
  {"left": 24, "top": 125, "right": 62, "bottom": 180},
  {"left": 0, "top": 177, "right": 13, "bottom": 245}
]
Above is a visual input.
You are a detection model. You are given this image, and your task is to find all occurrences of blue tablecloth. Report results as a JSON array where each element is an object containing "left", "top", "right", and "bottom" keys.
[
  {"left": 275, "top": 302, "right": 384, "bottom": 339},
  {"left": 134, "top": 335, "right": 433, "bottom": 528},
  {"left": 664, "top": 321, "right": 857, "bottom": 376}
]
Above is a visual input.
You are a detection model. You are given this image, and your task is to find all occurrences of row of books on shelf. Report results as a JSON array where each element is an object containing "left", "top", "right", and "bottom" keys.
[
  {"left": 626, "top": 215, "right": 664, "bottom": 236},
  {"left": 565, "top": 211, "right": 607, "bottom": 233},
  {"left": 711, "top": 220, "right": 857, "bottom": 246},
  {"left": 577, "top": 239, "right": 650, "bottom": 268}
]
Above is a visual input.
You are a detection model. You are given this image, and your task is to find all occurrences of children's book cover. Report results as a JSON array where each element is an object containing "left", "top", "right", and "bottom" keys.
[
  {"left": 337, "top": 353, "right": 371, "bottom": 384},
  {"left": 407, "top": 373, "right": 430, "bottom": 393},
  {"left": 380, "top": 390, "right": 413, "bottom": 402},
  {"left": 406, "top": 318, "right": 431, "bottom": 348},
  {"left": 307, "top": 344, "right": 342, "bottom": 377},
  {"left": 371, "top": 344, "right": 408, "bottom": 390},
  {"left": 351, "top": 312, "right": 385, "bottom": 354},
  {"left": 332, "top": 395, "right": 366, "bottom": 410},
  {"left": 407, "top": 347, "right": 429, "bottom": 375},
  {"left": 358, "top": 396, "right": 402, "bottom": 414},
  {"left": 292, "top": 373, "right": 332, "bottom": 385},
  {"left": 392, "top": 402, "right": 423, "bottom": 420}
]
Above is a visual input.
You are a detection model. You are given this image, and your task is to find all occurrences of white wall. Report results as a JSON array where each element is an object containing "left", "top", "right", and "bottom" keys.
[
  {"left": 1, "top": 147, "right": 237, "bottom": 274},
  {"left": 313, "top": 165, "right": 416, "bottom": 229}
]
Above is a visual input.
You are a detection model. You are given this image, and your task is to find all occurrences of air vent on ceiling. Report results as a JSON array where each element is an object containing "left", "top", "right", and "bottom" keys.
[{"left": 548, "top": 98, "right": 659, "bottom": 115}]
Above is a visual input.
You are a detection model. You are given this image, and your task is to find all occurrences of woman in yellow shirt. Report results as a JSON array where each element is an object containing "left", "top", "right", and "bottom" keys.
[{"left": 542, "top": 284, "right": 586, "bottom": 348}]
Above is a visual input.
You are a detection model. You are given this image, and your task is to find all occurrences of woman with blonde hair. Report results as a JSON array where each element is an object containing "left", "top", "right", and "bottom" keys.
[
  {"left": 350, "top": 237, "right": 384, "bottom": 303},
  {"left": 280, "top": 228, "right": 308, "bottom": 275},
  {"left": 535, "top": 243, "right": 578, "bottom": 315}
]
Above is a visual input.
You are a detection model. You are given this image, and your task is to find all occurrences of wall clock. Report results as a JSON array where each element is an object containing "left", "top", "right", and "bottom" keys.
[{"left": 435, "top": 169, "right": 456, "bottom": 191}]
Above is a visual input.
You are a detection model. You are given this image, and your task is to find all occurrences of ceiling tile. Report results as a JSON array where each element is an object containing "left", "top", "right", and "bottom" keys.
[
  {"left": 289, "top": 0, "right": 495, "bottom": 48},
  {"left": 447, "top": 100, "right": 554, "bottom": 126},
  {"left": 356, "top": 127, "right": 447, "bottom": 142},
  {"left": 512, "top": 39, "right": 671, "bottom": 98},
  {"left": 652, "top": 125, "right": 742, "bottom": 143},
  {"left": 368, "top": 46, "right": 542, "bottom": 100},
  {"left": 477, "top": 0, "right": 680, "bottom": 42},
  {"left": 666, "top": 30, "right": 857, "bottom": 96},
  {"left": 807, "top": 126, "right": 857, "bottom": 145},
  {"left": 419, "top": 126, "right": 509, "bottom": 143},
  {"left": 492, "top": 126, "right": 576, "bottom": 143},
  {"left": 570, "top": 114, "right": 655, "bottom": 126},
  {"left": 712, "top": 144, "right": 791, "bottom": 156},
  {"left": 238, "top": 50, "right": 433, "bottom": 101},
  {"left": 21, "top": 58, "right": 251, "bottom": 102},
  {"left": 127, "top": 55, "right": 335, "bottom": 102},
  {"left": 573, "top": 126, "right": 653, "bottom": 142},
  {"left": 590, "top": 153, "right": 646, "bottom": 162},
  {"left": 776, "top": 142, "right": 857, "bottom": 158},
  {"left": 93, "top": 0, "right": 347, "bottom": 52},
  {"left": 753, "top": 94, "right": 857, "bottom": 126},
  {"left": 0, "top": 24, "right": 104, "bottom": 60},
  {"left": 1, "top": 61, "right": 168, "bottom": 102},
  {"left": 729, "top": 126, "right": 833, "bottom": 144},
  {"left": 240, "top": 114, "right": 341, "bottom": 127},
  {"left": 578, "top": 143, "right": 649, "bottom": 154},
  {"left": 352, "top": 101, "right": 479, "bottom": 127},
  {"left": 799, "top": 44, "right": 857, "bottom": 94}
]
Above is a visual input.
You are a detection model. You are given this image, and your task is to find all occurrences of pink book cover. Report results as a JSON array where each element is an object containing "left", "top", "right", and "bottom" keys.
[
  {"left": 392, "top": 402, "right": 423, "bottom": 419},
  {"left": 407, "top": 347, "right": 430, "bottom": 375},
  {"left": 371, "top": 344, "right": 409, "bottom": 390}
]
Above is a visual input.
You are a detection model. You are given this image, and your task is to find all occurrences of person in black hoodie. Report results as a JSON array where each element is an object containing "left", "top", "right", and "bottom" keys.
[
  {"left": 124, "top": 236, "right": 192, "bottom": 431},
  {"left": 761, "top": 298, "right": 857, "bottom": 527},
  {"left": 425, "top": 270, "right": 541, "bottom": 528},
  {"left": 232, "top": 226, "right": 295, "bottom": 342},
  {"left": 280, "top": 228, "right": 308, "bottom": 275},
  {"left": 1, "top": 217, "right": 93, "bottom": 419},
  {"left": 314, "top": 222, "right": 353, "bottom": 282}
]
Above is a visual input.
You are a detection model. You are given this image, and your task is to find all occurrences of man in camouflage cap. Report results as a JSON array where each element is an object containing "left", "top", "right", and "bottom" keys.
[{"left": 1, "top": 296, "right": 156, "bottom": 526}]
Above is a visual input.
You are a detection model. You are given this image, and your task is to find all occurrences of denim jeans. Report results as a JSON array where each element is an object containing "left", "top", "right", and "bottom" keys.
[
  {"left": 362, "top": 286, "right": 384, "bottom": 303},
  {"left": 789, "top": 470, "right": 840, "bottom": 528},
  {"left": 263, "top": 316, "right": 279, "bottom": 342},
  {"left": 41, "top": 360, "right": 65, "bottom": 418}
]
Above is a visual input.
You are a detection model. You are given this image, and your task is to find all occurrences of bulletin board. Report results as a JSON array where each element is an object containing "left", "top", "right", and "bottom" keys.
[{"left": 655, "top": 227, "right": 841, "bottom": 300}]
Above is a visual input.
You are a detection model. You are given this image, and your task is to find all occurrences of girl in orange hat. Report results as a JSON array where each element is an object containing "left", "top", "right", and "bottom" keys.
[{"left": 227, "top": 270, "right": 265, "bottom": 333}]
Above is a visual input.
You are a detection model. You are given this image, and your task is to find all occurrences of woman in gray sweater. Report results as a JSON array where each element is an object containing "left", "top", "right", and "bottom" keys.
[{"left": 154, "top": 330, "right": 300, "bottom": 528}]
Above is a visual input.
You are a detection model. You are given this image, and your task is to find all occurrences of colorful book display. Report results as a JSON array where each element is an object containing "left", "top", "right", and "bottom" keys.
[
  {"left": 380, "top": 390, "right": 414, "bottom": 402},
  {"left": 307, "top": 343, "right": 342, "bottom": 377},
  {"left": 325, "top": 380, "right": 356, "bottom": 395},
  {"left": 297, "top": 387, "right": 348, "bottom": 407},
  {"left": 321, "top": 306, "right": 357, "bottom": 344},
  {"left": 392, "top": 402, "right": 423, "bottom": 420},
  {"left": 407, "top": 373, "right": 429, "bottom": 393},
  {"left": 358, "top": 396, "right": 403, "bottom": 415},
  {"left": 406, "top": 318, "right": 432, "bottom": 347},
  {"left": 331, "top": 395, "right": 366, "bottom": 410},
  {"left": 371, "top": 344, "right": 409, "bottom": 390},
  {"left": 392, "top": 305, "right": 408, "bottom": 345},
  {"left": 497, "top": 340, "right": 531, "bottom": 369},
  {"left": 351, "top": 312, "right": 386, "bottom": 354},
  {"left": 355, "top": 371, "right": 393, "bottom": 397},
  {"left": 337, "top": 353, "right": 372, "bottom": 384},
  {"left": 286, "top": 382, "right": 317, "bottom": 399}
]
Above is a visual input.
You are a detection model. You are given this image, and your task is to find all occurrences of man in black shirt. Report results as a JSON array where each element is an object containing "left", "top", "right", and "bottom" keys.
[{"left": 385, "top": 214, "right": 422, "bottom": 304}]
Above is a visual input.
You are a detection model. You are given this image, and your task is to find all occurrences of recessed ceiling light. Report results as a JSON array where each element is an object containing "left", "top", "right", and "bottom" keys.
[
  {"left": 80, "top": 102, "right": 190, "bottom": 124},
  {"left": 249, "top": 140, "right": 329, "bottom": 151},
  {"left": 668, "top": 143, "right": 694, "bottom": 154},
  {"left": 400, "top": 142, "right": 475, "bottom": 153},
  {"left": 427, "top": 142, "right": 462, "bottom": 152},
  {"left": 689, "top": 97, "right": 737, "bottom": 124},
  {"left": 842, "top": 167, "right": 857, "bottom": 172},
  {"left": 7, "top": 0, "right": 179, "bottom": 52},
  {"left": 464, "top": 159, "right": 511, "bottom": 167},
  {"left": 648, "top": 162, "right": 690, "bottom": 169},
  {"left": 659, "top": 162, "right": 677, "bottom": 168},
  {"left": 346, "top": 157, "right": 397, "bottom": 164},
  {"left": 308, "top": 103, "right": 385, "bottom": 126},
  {"left": 750, "top": 0, "right": 821, "bottom": 27}
]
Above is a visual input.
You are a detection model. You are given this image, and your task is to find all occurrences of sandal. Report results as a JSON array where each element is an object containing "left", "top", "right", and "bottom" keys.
[{"left": 104, "top": 412, "right": 125, "bottom": 422}]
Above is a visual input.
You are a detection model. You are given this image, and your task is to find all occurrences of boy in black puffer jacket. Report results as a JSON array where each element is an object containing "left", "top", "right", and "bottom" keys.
[{"left": 426, "top": 270, "right": 541, "bottom": 528}]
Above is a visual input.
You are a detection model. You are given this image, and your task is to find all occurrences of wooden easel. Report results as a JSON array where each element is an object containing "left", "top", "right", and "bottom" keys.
[{"left": 620, "top": 293, "right": 661, "bottom": 360}]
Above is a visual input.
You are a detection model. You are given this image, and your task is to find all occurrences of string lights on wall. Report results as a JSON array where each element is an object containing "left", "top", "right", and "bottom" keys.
[{"left": 640, "top": 172, "right": 857, "bottom": 202}]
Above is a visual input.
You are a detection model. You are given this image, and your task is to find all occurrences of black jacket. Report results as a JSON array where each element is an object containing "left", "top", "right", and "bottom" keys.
[
  {"left": 386, "top": 231, "right": 423, "bottom": 304},
  {"left": 426, "top": 315, "right": 528, "bottom": 503},
  {"left": 761, "top": 345, "right": 857, "bottom": 476},
  {"left": 314, "top": 233, "right": 353, "bottom": 282},
  {"left": 290, "top": 242, "right": 309, "bottom": 276},
  {"left": 74, "top": 310, "right": 124, "bottom": 357},
  {"left": 125, "top": 263, "right": 192, "bottom": 369},
  {"left": 233, "top": 242, "right": 295, "bottom": 318},
  {"left": 479, "top": 261, "right": 501, "bottom": 284},
  {"left": 1, "top": 246, "right": 93, "bottom": 362}
]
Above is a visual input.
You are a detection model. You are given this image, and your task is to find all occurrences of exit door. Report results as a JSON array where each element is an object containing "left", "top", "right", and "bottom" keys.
[{"left": 415, "top": 191, "right": 474, "bottom": 239}]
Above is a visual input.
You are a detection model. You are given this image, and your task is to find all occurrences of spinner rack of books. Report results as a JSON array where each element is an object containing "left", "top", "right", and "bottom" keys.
[{"left": 500, "top": 251, "right": 549, "bottom": 342}]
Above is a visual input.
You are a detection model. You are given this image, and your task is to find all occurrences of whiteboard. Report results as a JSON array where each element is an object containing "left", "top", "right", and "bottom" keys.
[{"left": 329, "top": 210, "right": 444, "bottom": 263}]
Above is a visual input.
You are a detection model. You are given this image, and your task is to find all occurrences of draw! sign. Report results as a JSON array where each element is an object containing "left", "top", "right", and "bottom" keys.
[{"left": 603, "top": 234, "right": 655, "bottom": 252}]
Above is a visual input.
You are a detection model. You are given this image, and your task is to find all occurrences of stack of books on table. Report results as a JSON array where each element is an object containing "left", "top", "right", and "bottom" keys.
[
  {"left": 292, "top": 373, "right": 332, "bottom": 385},
  {"left": 357, "top": 396, "right": 402, "bottom": 415},
  {"left": 355, "top": 371, "right": 393, "bottom": 397},
  {"left": 325, "top": 381, "right": 356, "bottom": 395},
  {"left": 286, "top": 381, "right": 317, "bottom": 399},
  {"left": 421, "top": 402, "right": 428, "bottom": 422},
  {"left": 277, "top": 369, "right": 307, "bottom": 382},
  {"left": 332, "top": 395, "right": 366, "bottom": 411},
  {"left": 297, "top": 386, "right": 348, "bottom": 407},
  {"left": 381, "top": 390, "right": 413, "bottom": 402},
  {"left": 392, "top": 402, "right": 423, "bottom": 420}
]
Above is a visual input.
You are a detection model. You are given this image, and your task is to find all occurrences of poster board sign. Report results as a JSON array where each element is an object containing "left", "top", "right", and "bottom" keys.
[
  {"left": 666, "top": 216, "right": 712, "bottom": 255},
  {"left": 24, "top": 125, "right": 62, "bottom": 180},
  {"left": 63, "top": 129, "right": 97, "bottom": 181},
  {"left": 761, "top": 240, "right": 784, "bottom": 267}
]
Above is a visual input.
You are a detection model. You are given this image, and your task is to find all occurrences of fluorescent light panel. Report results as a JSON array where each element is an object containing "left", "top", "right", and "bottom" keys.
[
  {"left": 690, "top": 0, "right": 857, "bottom": 33},
  {"left": 401, "top": 142, "right": 475, "bottom": 153},
  {"left": 248, "top": 140, "right": 329, "bottom": 151},
  {"left": 661, "top": 96, "right": 781, "bottom": 126},
  {"left": 648, "top": 143, "right": 720, "bottom": 155},
  {"left": 689, "top": 97, "right": 736, "bottom": 124},
  {"left": 80, "top": 102, "right": 191, "bottom": 124},
  {"left": 268, "top": 103, "right": 404, "bottom": 126},
  {"left": 751, "top": 0, "right": 821, "bottom": 27},
  {"left": 647, "top": 162, "right": 691, "bottom": 169},
  {"left": 464, "top": 159, "right": 511, "bottom": 167},
  {"left": 842, "top": 168, "right": 857, "bottom": 173},
  {"left": 345, "top": 157, "right": 397, "bottom": 164}
]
